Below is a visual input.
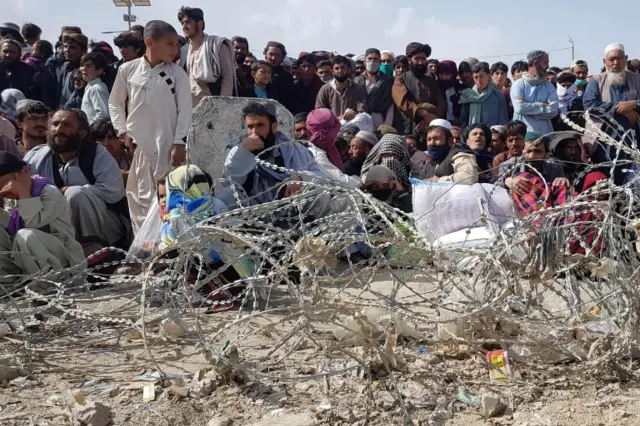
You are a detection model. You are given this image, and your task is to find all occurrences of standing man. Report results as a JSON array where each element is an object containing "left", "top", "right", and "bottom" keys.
[
  {"left": 20, "top": 23, "right": 42, "bottom": 53},
  {"left": 291, "top": 54, "right": 324, "bottom": 115},
  {"left": 354, "top": 48, "right": 396, "bottom": 130},
  {"left": 392, "top": 42, "right": 446, "bottom": 135},
  {"left": 109, "top": 20, "right": 192, "bottom": 233},
  {"left": 510, "top": 50, "right": 558, "bottom": 134},
  {"left": 0, "top": 38, "right": 34, "bottom": 97},
  {"left": 42, "top": 32, "right": 87, "bottom": 109},
  {"left": 231, "top": 36, "right": 252, "bottom": 89},
  {"left": 178, "top": 6, "right": 235, "bottom": 106},
  {"left": 264, "top": 41, "right": 294, "bottom": 111},
  {"left": 584, "top": 43, "right": 640, "bottom": 184},
  {"left": 571, "top": 60, "right": 589, "bottom": 82},
  {"left": 315, "top": 55, "right": 367, "bottom": 119}
]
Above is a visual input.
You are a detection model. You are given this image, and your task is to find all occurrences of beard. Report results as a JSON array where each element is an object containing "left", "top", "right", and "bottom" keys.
[
  {"left": 411, "top": 63, "right": 428, "bottom": 78},
  {"left": 235, "top": 53, "right": 246, "bottom": 65},
  {"left": 607, "top": 69, "right": 626, "bottom": 87},
  {"left": 257, "top": 130, "right": 277, "bottom": 155},
  {"left": 48, "top": 132, "right": 83, "bottom": 154},
  {"left": 535, "top": 66, "right": 548, "bottom": 81}
]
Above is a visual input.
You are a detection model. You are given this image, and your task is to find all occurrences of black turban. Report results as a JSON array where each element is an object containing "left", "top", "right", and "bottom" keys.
[{"left": 405, "top": 42, "right": 432, "bottom": 58}]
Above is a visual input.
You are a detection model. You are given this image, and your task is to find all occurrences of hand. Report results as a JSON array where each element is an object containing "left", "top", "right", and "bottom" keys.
[
  {"left": 122, "top": 133, "right": 136, "bottom": 153},
  {"left": 284, "top": 175, "right": 303, "bottom": 197},
  {"left": 343, "top": 110, "right": 356, "bottom": 121},
  {"left": 170, "top": 144, "right": 186, "bottom": 167},
  {"left": 553, "top": 177, "right": 570, "bottom": 187},
  {"left": 616, "top": 100, "right": 637, "bottom": 115},
  {"left": 622, "top": 110, "right": 639, "bottom": 124},
  {"left": 423, "top": 176, "right": 440, "bottom": 182},
  {"left": 541, "top": 103, "right": 549, "bottom": 108},
  {"left": 507, "top": 176, "right": 533, "bottom": 196},
  {"left": 240, "top": 134, "right": 265, "bottom": 153},
  {"left": 60, "top": 186, "right": 69, "bottom": 194},
  {"left": 0, "top": 180, "right": 31, "bottom": 200}
]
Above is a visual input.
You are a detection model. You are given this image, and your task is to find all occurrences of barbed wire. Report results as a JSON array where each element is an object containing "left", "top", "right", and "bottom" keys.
[{"left": 2, "top": 108, "right": 640, "bottom": 423}]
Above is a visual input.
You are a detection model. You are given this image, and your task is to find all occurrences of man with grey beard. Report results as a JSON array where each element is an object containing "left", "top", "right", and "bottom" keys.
[
  {"left": 510, "top": 50, "right": 558, "bottom": 134},
  {"left": 584, "top": 42, "right": 640, "bottom": 184}
]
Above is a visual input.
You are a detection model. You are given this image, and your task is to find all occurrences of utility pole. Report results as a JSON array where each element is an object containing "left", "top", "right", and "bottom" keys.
[
  {"left": 112, "top": 0, "right": 151, "bottom": 31},
  {"left": 568, "top": 37, "right": 575, "bottom": 61}
]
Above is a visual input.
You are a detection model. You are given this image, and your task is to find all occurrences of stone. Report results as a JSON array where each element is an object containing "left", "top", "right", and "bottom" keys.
[
  {"left": 0, "top": 358, "right": 19, "bottom": 382},
  {"left": 297, "top": 365, "right": 316, "bottom": 375},
  {"left": 207, "top": 416, "right": 231, "bottom": 426},
  {"left": 75, "top": 401, "right": 112, "bottom": 426},
  {"left": 481, "top": 394, "right": 505, "bottom": 418},
  {"left": 337, "top": 408, "right": 355, "bottom": 423},
  {"left": 168, "top": 384, "right": 190, "bottom": 398},
  {"left": 295, "top": 382, "right": 312, "bottom": 392},
  {"left": 191, "top": 378, "right": 216, "bottom": 398},
  {"left": 379, "top": 392, "right": 396, "bottom": 411},
  {"left": 192, "top": 97, "right": 294, "bottom": 180}
]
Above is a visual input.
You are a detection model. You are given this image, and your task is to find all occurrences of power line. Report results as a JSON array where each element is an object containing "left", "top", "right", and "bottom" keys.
[{"left": 447, "top": 46, "right": 572, "bottom": 61}]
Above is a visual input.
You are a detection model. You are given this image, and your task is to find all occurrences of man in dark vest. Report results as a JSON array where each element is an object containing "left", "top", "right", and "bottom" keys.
[
  {"left": 392, "top": 42, "right": 446, "bottom": 135},
  {"left": 354, "top": 48, "right": 397, "bottom": 131},
  {"left": 411, "top": 118, "right": 479, "bottom": 184}
]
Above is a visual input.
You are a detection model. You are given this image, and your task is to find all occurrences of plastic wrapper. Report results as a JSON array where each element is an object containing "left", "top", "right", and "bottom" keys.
[{"left": 128, "top": 197, "right": 163, "bottom": 259}]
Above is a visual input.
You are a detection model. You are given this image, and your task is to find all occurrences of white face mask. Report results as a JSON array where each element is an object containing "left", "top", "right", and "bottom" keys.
[{"left": 366, "top": 61, "right": 380, "bottom": 73}]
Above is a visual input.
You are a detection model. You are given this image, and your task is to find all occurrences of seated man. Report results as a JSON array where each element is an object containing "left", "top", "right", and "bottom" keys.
[
  {"left": 491, "top": 120, "right": 527, "bottom": 175},
  {"left": 411, "top": 119, "right": 479, "bottom": 185},
  {"left": 500, "top": 137, "right": 568, "bottom": 218},
  {"left": 463, "top": 123, "right": 494, "bottom": 179},
  {"left": 363, "top": 164, "right": 412, "bottom": 213},
  {"left": 293, "top": 112, "right": 309, "bottom": 140},
  {"left": 24, "top": 108, "right": 129, "bottom": 247},
  {"left": 90, "top": 118, "right": 131, "bottom": 185},
  {"left": 223, "top": 102, "right": 327, "bottom": 206},
  {"left": 0, "top": 151, "right": 85, "bottom": 282},
  {"left": 549, "top": 131, "right": 588, "bottom": 186},
  {"left": 345, "top": 130, "right": 377, "bottom": 176}
]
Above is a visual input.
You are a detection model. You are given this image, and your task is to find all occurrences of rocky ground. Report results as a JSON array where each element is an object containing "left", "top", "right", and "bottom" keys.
[{"left": 2, "top": 270, "right": 639, "bottom": 425}]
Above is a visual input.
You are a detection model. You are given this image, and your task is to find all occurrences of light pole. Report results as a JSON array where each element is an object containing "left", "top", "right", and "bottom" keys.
[
  {"left": 568, "top": 37, "right": 575, "bottom": 61},
  {"left": 112, "top": 0, "right": 151, "bottom": 31}
]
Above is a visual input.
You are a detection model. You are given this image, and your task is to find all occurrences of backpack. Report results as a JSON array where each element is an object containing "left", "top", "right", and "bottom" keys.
[{"left": 48, "top": 142, "right": 132, "bottom": 248}]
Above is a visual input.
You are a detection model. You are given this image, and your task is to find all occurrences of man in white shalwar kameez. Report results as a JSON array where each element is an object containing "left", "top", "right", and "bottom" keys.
[{"left": 109, "top": 20, "right": 193, "bottom": 233}]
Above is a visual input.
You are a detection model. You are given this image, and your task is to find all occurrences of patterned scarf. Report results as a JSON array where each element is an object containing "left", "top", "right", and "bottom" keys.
[{"left": 362, "top": 134, "right": 411, "bottom": 189}]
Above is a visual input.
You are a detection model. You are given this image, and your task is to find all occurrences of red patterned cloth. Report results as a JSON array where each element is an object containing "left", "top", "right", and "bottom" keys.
[{"left": 512, "top": 172, "right": 570, "bottom": 220}]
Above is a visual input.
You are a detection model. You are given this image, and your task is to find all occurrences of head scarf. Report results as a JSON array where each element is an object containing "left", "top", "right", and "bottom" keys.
[
  {"left": 159, "top": 165, "right": 229, "bottom": 264},
  {"left": 362, "top": 134, "right": 411, "bottom": 189},
  {"left": 557, "top": 84, "right": 577, "bottom": 113},
  {"left": 355, "top": 130, "right": 378, "bottom": 146},
  {"left": 1, "top": 89, "right": 25, "bottom": 122},
  {"left": 306, "top": 108, "right": 344, "bottom": 171},
  {"left": 436, "top": 60, "right": 458, "bottom": 91},
  {"left": 405, "top": 42, "right": 431, "bottom": 58}
]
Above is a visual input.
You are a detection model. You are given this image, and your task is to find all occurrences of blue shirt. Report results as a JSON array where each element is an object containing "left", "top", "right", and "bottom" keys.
[
  {"left": 253, "top": 84, "right": 268, "bottom": 99},
  {"left": 510, "top": 77, "right": 559, "bottom": 134}
]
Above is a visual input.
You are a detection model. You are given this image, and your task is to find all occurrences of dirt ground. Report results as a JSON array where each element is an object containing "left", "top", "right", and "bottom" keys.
[{"left": 2, "top": 268, "right": 640, "bottom": 426}]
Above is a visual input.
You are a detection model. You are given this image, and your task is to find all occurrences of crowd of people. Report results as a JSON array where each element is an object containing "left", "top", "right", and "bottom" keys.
[{"left": 0, "top": 7, "right": 636, "bottom": 285}]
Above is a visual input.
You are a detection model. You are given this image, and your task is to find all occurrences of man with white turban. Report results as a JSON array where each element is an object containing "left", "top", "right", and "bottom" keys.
[{"left": 583, "top": 42, "right": 640, "bottom": 184}]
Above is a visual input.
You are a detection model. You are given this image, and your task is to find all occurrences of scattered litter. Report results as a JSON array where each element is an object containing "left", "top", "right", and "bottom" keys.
[
  {"left": 457, "top": 388, "right": 480, "bottom": 407},
  {"left": 487, "top": 350, "right": 520, "bottom": 383},
  {"left": 142, "top": 383, "right": 156, "bottom": 402},
  {"left": 316, "top": 397, "right": 332, "bottom": 412}
]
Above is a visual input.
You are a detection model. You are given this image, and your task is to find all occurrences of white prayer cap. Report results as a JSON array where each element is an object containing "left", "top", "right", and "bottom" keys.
[
  {"left": 429, "top": 119, "right": 452, "bottom": 131},
  {"left": 605, "top": 43, "right": 625, "bottom": 56},
  {"left": 381, "top": 50, "right": 395, "bottom": 59},
  {"left": 364, "top": 165, "right": 397, "bottom": 186}
]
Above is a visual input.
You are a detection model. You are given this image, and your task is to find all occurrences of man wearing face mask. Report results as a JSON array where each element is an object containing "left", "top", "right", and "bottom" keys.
[
  {"left": 411, "top": 118, "right": 478, "bottom": 184},
  {"left": 315, "top": 55, "right": 368, "bottom": 120},
  {"left": 354, "top": 48, "right": 397, "bottom": 131},
  {"left": 510, "top": 50, "right": 559, "bottom": 134},
  {"left": 223, "top": 102, "right": 326, "bottom": 206},
  {"left": 392, "top": 42, "right": 446, "bottom": 136}
]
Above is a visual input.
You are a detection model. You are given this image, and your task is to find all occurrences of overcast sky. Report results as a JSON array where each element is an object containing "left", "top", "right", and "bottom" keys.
[{"left": 4, "top": 0, "right": 640, "bottom": 75}]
